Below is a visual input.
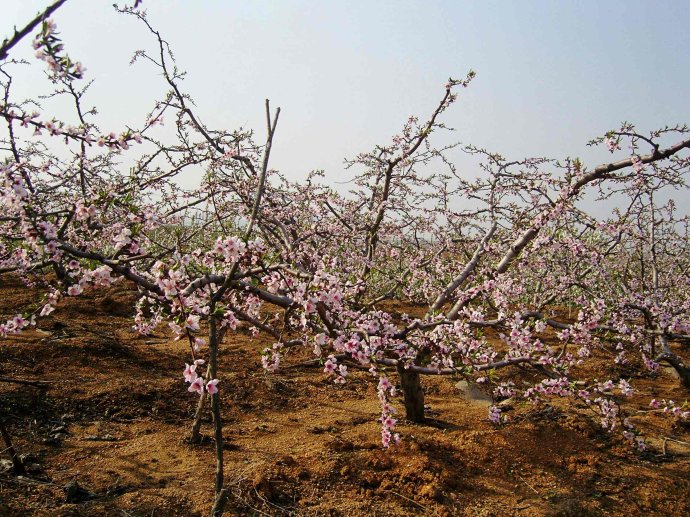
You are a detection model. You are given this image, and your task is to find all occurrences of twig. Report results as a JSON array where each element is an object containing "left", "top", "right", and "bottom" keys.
[
  {"left": 0, "top": 475, "right": 58, "bottom": 487},
  {"left": 0, "top": 376, "right": 52, "bottom": 387},
  {"left": 384, "top": 489, "right": 429, "bottom": 511},
  {"left": 253, "top": 487, "right": 295, "bottom": 514},
  {"left": 517, "top": 474, "right": 540, "bottom": 496},
  {"left": 664, "top": 437, "right": 690, "bottom": 447},
  {"left": 0, "top": 0, "right": 68, "bottom": 61},
  {"left": 284, "top": 358, "right": 322, "bottom": 369}
]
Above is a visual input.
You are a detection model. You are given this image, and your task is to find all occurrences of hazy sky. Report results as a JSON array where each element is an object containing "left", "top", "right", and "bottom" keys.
[{"left": 3, "top": 0, "right": 690, "bottom": 186}]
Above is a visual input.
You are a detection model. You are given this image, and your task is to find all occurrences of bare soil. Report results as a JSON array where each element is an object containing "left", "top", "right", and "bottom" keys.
[{"left": 1, "top": 275, "right": 689, "bottom": 516}]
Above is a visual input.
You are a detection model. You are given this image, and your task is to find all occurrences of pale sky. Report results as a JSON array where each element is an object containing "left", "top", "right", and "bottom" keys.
[{"left": 3, "top": 0, "right": 690, "bottom": 187}]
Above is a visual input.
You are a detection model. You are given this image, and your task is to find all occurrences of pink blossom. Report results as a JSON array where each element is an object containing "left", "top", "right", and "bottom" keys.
[
  {"left": 605, "top": 136, "right": 618, "bottom": 152},
  {"left": 221, "top": 311, "right": 238, "bottom": 330},
  {"left": 67, "top": 284, "right": 83, "bottom": 296},
  {"left": 188, "top": 376, "right": 204, "bottom": 394},
  {"left": 489, "top": 405, "right": 503, "bottom": 424},
  {"left": 75, "top": 203, "right": 90, "bottom": 220},
  {"left": 382, "top": 415, "right": 396, "bottom": 429},
  {"left": 183, "top": 363, "right": 197, "bottom": 383},
  {"left": 323, "top": 357, "right": 337, "bottom": 374},
  {"left": 72, "top": 62, "right": 85, "bottom": 77},
  {"left": 206, "top": 379, "right": 219, "bottom": 395},
  {"left": 169, "top": 322, "right": 182, "bottom": 336},
  {"left": 185, "top": 314, "right": 200, "bottom": 331},
  {"left": 378, "top": 377, "right": 391, "bottom": 392}
]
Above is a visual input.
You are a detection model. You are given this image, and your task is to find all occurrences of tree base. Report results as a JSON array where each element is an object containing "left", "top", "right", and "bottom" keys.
[{"left": 397, "top": 364, "right": 425, "bottom": 423}]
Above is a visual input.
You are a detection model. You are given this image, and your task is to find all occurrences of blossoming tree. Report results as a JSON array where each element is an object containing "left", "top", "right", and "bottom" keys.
[{"left": 1, "top": 1, "right": 689, "bottom": 513}]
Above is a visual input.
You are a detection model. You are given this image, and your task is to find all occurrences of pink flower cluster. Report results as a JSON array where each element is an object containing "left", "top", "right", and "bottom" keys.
[
  {"left": 0, "top": 314, "right": 34, "bottom": 337},
  {"left": 32, "top": 19, "right": 86, "bottom": 80},
  {"left": 183, "top": 360, "right": 219, "bottom": 395},
  {"left": 377, "top": 376, "right": 400, "bottom": 448},
  {"left": 650, "top": 399, "right": 690, "bottom": 420}
]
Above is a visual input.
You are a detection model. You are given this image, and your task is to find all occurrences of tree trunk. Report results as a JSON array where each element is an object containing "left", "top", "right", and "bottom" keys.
[
  {"left": 208, "top": 316, "right": 227, "bottom": 514},
  {"left": 189, "top": 367, "right": 209, "bottom": 444},
  {"left": 397, "top": 364, "right": 425, "bottom": 422},
  {"left": 657, "top": 336, "right": 690, "bottom": 389},
  {"left": 659, "top": 353, "right": 690, "bottom": 389},
  {"left": 211, "top": 488, "right": 229, "bottom": 517}
]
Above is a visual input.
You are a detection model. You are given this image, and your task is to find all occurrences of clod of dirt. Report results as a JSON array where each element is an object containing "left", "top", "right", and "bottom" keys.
[
  {"left": 364, "top": 454, "right": 394, "bottom": 471},
  {"left": 326, "top": 436, "right": 355, "bottom": 451},
  {"left": 419, "top": 483, "right": 443, "bottom": 501},
  {"left": 64, "top": 479, "right": 98, "bottom": 503}
]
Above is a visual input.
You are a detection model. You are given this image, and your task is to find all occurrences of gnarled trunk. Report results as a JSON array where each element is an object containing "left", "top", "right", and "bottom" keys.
[{"left": 397, "top": 364, "right": 425, "bottom": 422}]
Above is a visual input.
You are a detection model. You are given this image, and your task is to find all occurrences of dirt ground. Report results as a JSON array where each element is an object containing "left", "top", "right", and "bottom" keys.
[{"left": 1, "top": 275, "right": 689, "bottom": 516}]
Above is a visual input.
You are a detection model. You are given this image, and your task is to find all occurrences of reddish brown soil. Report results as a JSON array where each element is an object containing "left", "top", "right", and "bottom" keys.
[{"left": 1, "top": 275, "right": 689, "bottom": 516}]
